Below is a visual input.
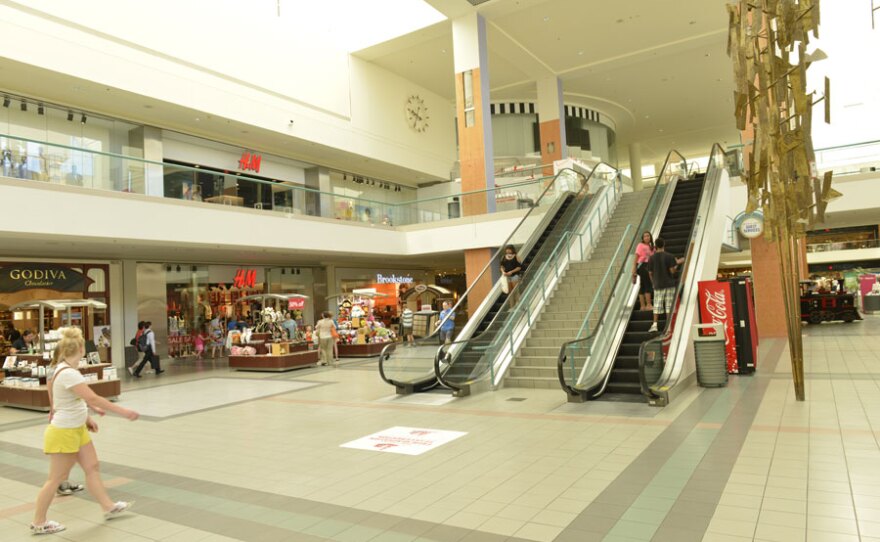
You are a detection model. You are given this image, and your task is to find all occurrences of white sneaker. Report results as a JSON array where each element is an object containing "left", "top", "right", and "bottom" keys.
[
  {"left": 104, "top": 501, "right": 133, "bottom": 520},
  {"left": 648, "top": 322, "right": 658, "bottom": 333}
]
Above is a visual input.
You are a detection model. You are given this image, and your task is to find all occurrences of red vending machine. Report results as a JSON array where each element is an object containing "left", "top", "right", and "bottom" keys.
[{"left": 698, "top": 279, "right": 758, "bottom": 374}]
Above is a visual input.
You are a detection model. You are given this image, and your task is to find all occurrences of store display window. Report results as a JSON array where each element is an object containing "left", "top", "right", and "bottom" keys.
[{"left": 0, "top": 262, "right": 111, "bottom": 356}]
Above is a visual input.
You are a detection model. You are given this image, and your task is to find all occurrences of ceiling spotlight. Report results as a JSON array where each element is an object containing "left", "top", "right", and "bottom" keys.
[
  {"left": 38, "top": 104, "right": 44, "bottom": 115},
  {"left": 2, "top": 97, "right": 9, "bottom": 108},
  {"left": 67, "top": 111, "right": 74, "bottom": 122},
  {"left": 80, "top": 114, "right": 87, "bottom": 124},
  {"left": 20, "top": 101, "right": 27, "bottom": 112}
]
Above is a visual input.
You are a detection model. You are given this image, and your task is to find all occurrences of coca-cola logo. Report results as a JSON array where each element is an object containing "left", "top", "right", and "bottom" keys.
[{"left": 703, "top": 290, "right": 728, "bottom": 322}]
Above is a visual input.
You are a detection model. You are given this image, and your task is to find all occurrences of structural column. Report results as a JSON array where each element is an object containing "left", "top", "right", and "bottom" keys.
[
  {"left": 628, "top": 143, "right": 643, "bottom": 191},
  {"left": 453, "top": 13, "right": 495, "bottom": 309},
  {"left": 536, "top": 77, "right": 567, "bottom": 176}
]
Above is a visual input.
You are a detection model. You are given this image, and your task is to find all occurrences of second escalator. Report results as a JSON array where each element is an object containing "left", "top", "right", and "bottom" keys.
[{"left": 600, "top": 173, "right": 706, "bottom": 400}]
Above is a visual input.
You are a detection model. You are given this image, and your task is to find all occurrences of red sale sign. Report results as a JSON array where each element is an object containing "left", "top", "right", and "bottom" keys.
[
  {"left": 288, "top": 297, "right": 305, "bottom": 310},
  {"left": 698, "top": 280, "right": 738, "bottom": 373}
]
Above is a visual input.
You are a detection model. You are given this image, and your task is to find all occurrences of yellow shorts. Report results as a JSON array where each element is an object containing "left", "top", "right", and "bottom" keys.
[{"left": 43, "top": 424, "right": 91, "bottom": 454}]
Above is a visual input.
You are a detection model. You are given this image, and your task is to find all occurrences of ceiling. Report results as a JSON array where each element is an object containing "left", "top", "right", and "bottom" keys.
[{"left": 359, "top": 0, "right": 741, "bottom": 163}]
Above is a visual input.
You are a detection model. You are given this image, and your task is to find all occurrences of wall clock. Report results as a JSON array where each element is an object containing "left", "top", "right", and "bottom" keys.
[{"left": 405, "top": 95, "right": 429, "bottom": 133}]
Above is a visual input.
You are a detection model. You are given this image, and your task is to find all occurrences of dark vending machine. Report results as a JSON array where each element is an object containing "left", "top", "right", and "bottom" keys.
[
  {"left": 728, "top": 278, "right": 758, "bottom": 373},
  {"left": 697, "top": 278, "right": 758, "bottom": 374}
]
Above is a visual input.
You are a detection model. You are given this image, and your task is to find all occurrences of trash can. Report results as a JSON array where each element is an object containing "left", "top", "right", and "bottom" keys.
[
  {"left": 693, "top": 323, "right": 728, "bottom": 388},
  {"left": 448, "top": 197, "right": 461, "bottom": 219}
]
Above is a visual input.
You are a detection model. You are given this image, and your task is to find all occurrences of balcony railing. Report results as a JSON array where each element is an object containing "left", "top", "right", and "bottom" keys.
[
  {"left": 807, "top": 238, "right": 880, "bottom": 253},
  {"left": 0, "top": 133, "right": 572, "bottom": 227}
]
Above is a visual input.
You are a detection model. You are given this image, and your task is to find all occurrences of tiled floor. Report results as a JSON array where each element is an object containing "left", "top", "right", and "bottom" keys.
[{"left": 0, "top": 316, "right": 878, "bottom": 541}]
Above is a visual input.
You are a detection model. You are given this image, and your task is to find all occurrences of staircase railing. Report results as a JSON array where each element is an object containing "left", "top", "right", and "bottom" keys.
[
  {"left": 378, "top": 166, "right": 588, "bottom": 393},
  {"left": 556, "top": 150, "right": 691, "bottom": 400},
  {"left": 434, "top": 163, "right": 624, "bottom": 394},
  {"left": 638, "top": 144, "right": 728, "bottom": 404}
]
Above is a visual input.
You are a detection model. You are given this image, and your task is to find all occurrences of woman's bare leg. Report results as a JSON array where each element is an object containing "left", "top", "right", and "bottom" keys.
[
  {"left": 77, "top": 442, "right": 115, "bottom": 511},
  {"left": 33, "top": 453, "right": 77, "bottom": 525}
]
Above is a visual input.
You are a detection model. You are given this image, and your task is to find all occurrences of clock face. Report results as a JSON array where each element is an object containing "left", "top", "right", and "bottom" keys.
[{"left": 405, "top": 95, "right": 429, "bottom": 133}]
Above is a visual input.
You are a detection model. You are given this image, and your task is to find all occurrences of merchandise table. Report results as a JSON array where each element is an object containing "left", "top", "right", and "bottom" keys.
[
  {"left": 228, "top": 350, "right": 319, "bottom": 372},
  {"left": 337, "top": 343, "right": 389, "bottom": 358}
]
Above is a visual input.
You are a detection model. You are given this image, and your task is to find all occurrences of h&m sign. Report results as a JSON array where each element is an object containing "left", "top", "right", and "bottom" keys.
[{"left": 0, "top": 264, "right": 86, "bottom": 292}]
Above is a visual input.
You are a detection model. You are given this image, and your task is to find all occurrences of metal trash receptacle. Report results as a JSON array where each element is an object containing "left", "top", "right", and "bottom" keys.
[{"left": 693, "top": 323, "right": 728, "bottom": 387}]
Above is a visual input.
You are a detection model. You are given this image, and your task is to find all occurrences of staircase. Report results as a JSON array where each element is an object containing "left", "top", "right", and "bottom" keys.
[
  {"left": 504, "top": 190, "right": 653, "bottom": 389},
  {"left": 602, "top": 175, "right": 705, "bottom": 400}
]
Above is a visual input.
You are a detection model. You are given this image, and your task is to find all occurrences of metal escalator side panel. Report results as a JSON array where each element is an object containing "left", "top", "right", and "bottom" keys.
[{"left": 650, "top": 149, "right": 732, "bottom": 403}]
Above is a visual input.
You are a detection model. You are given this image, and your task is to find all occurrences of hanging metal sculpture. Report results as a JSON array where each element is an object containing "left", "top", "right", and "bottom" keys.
[{"left": 727, "top": 0, "right": 838, "bottom": 401}]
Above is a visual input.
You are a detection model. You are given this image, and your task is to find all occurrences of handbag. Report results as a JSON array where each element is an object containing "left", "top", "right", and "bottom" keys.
[{"left": 500, "top": 275, "right": 510, "bottom": 294}]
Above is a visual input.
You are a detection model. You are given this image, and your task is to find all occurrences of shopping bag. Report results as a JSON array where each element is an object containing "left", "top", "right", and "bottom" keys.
[{"left": 500, "top": 275, "right": 510, "bottom": 294}]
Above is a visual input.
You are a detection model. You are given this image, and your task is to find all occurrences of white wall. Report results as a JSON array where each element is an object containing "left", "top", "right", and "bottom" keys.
[
  {"left": 0, "top": 179, "right": 526, "bottom": 257},
  {"left": 0, "top": 1, "right": 457, "bottom": 180}
]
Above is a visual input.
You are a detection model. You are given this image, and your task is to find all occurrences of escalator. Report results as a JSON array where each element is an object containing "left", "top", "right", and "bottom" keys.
[
  {"left": 379, "top": 168, "right": 591, "bottom": 395},
  {"left": 436, "top": 186, "right": 598, "bottom": 392},
  {"left": 602, "top": 175, "right": 705, "bottom": 400},
  {"left": 558, "top": 144, "right": 730, "bottom": 405}
]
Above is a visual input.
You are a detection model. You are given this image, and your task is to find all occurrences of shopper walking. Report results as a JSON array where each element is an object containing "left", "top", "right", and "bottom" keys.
[
  {"left": 30, "top": 327, "right": 139, "bottom": 535},
  {"left": 647, "top": 237, "right": 679, "bottom": 333},
  {"left": 632, "top": 231, "right": 655, "bottom": 311},
  {"left": 315, "top": 312, "right": 336, "bottom": 366},
  {"left": 132, "top": 322, "right": 164, "bottom": 377},
  {"left": 437, "top": 301, "right": 455, "bottom": 344}
]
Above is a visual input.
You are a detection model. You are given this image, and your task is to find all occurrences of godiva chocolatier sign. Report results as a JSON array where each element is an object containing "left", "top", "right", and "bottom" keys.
[{"left": 0, "top": 264, "right": 86, "bottom": 293}]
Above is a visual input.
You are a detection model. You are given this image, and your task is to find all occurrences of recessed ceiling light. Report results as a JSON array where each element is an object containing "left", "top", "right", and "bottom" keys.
[
  {"left": 543, "top": 16, "right": 550, "bottom": 21},
  {"left": 658, "top": 129, "right": 664, "bottom": 132},
  {"left": 195, "top": 117, "right": 200, "bottom": 121},
  {"left": 144, "top": 104, "right": 153, "bottom": 109},
  {"left": 644, "top": 115, "right": 650, "bottom": 119},
  {"left": 578, "top": 50, "right": 584, "bottom": 56},
  {"left": 616, "top": 18, "right": 624, "bottom": 23},
  {"left": 705, "top": 53, "right": 711, "bottom": 57},
  {"left": 689, "top": 20, "right": 697, "bottom": 25}
]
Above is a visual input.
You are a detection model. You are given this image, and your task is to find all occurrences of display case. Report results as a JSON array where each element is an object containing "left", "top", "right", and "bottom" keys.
[{"left": 0, "top": 358, "right": 121, "bottom": 411}]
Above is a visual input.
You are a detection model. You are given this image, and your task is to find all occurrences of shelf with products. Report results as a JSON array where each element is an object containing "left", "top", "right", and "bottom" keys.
[
  {"left": 0, "top": 358, "right": 121, "bottom": 411},
  {"left": 330, "top": 291, "right": 397, "bottom": 356}
]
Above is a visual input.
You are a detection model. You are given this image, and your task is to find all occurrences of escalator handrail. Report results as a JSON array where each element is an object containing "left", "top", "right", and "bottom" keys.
[
  {"left": 378, "top": 166, "right": 588, "bottom": 388},
  {"left": 637, "top": 143, "right": 727, "bottom": 400},
  {"left": 434, "top": 164, "right": 622, "bottom": 392},
  {"left": 556, "top": 149, "right": 690, "bottom": 398}
]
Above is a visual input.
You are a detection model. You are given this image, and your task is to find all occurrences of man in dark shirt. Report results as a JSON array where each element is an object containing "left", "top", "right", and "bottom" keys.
[
  {"left": 648, "top": 238, "right": 679, "bottom": 332},
  {"left": 11, "top": 329, "right": 36, "bottom": 353}
]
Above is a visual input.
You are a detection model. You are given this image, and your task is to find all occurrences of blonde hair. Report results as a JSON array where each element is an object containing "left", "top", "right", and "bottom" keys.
[{"left": 52, "top": 327, "right": 84, "bottom": 366}]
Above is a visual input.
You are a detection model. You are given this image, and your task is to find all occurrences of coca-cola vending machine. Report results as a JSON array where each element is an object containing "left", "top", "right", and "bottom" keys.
[{"left": 698, "top": 279, "right": 758, "bottom": 374}]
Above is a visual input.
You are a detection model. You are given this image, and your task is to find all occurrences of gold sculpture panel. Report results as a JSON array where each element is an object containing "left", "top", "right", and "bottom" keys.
[{"left": 728, "top": 0, "right": 838, "bottom": 401}]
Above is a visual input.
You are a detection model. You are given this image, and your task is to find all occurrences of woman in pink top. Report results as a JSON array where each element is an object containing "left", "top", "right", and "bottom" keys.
[{"left": 632, "top": 231, "right": 655, "bottom": 311}]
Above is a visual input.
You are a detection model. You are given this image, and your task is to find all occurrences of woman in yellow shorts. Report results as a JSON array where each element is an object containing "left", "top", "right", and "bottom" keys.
[{"left": 30, "top": 327, "right": 140, "bottom": 535}]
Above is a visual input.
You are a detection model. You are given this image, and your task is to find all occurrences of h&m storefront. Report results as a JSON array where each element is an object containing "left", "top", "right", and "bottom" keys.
[{"left": 137, "top": 263, "right": 321, "bottom": 358}]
